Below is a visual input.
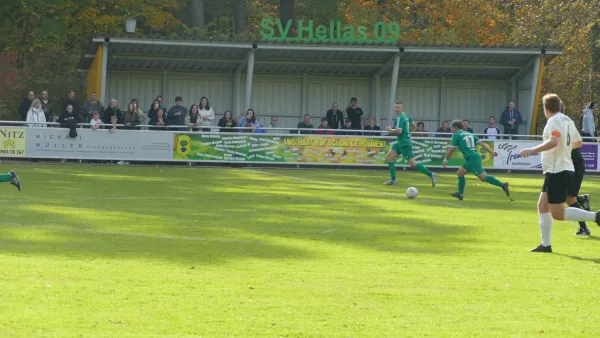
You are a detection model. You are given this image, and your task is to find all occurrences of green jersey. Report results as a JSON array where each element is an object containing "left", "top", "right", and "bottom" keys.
[
  {"left": 394, "top": 113, "right": 414, "bottom": 147},
  {"left": 451, "top": 130, "right": 480, "bottom": 159}
]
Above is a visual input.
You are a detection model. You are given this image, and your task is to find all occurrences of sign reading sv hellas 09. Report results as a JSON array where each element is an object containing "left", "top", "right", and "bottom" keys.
[
  {"left": 260, "top": 19, "right": 401, "bottom": 43},
  {"left": 173, "top": 133, "right": 494, "bottom": 167}
]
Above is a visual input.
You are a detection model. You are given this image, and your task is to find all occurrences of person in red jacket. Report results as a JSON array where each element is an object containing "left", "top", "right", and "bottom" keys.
[{"left": 317, "top": 118, "right": 334, "bottom": 135}]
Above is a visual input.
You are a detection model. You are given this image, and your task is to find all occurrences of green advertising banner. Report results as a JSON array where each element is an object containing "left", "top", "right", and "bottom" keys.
[{"left": 173, "top": 133, "right": 494, "bottom": 167}]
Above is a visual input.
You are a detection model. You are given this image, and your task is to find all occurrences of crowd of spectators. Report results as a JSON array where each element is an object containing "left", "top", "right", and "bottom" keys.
[{"left": 15, "top": 90, "right": 554, "bottom": 140}]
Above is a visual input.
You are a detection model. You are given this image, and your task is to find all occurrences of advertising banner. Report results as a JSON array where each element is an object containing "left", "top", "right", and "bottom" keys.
[
  {"left": 580, "top": 143, "right": 598, "bottom": 170},
  {"left": 25, "top": 128, "right": 173, "bottom": 160},
  {"left": 494, "top": 140, "right": 541, "bottom": 170},
  {"left": 173, "top": 133, "right": 494, "bottom": 167},
  {"left": 0, "top": 128, "right": 26, "bottom": 157}
]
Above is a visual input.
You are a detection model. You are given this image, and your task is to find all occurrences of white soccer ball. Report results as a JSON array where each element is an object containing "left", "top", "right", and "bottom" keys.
[{"left": 406, "top": 187, "right": 419, "bottom": 199}]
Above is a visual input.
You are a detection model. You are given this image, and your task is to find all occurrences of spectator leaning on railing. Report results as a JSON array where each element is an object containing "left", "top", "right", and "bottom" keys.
[
  {"left": 149, "top": 108, "right": 167, "bottom": 130},
  {"left": 26, "top": 98, "right": 46, "bottom": 127},
  {"left": 104, "top": 99, "right": 123, "bottom": 125},
  {"left": 131, "top": 99, "right": 147, "bottom": 125},
  {"left": 58, "top": 104, "right": 80, "bottom": 138},
  {"left": 339, "top": 118, "right": 354, "bottom": 135},
  {"left": 19, "top": 91, "right": 34, "bottom": 121},
  {"left": 363, "top": 118, "right": 381, "bottom": 136},
  {"left": 296, "top": 114, "right": 314, "bottom": 134},
  {"left": 266, "top": 116, "right": 279, "bottom": 133},
  {"left": 62, "top": 90, "right": 81, "bottom": 120},
  {"left": 317, "top": 118, "right": 334, "bottom": 135},
  {"left": 89, "top": 111, "right": 103, "bottom": 129},
  {"left": 239, "top": 109, "right": 262, "bottom": 133},
  {"left": 123, "top": 102, "right": 140, "bottom": 129},
  {"left": 167, "top": 96, "right": 187, "bottom": 127},
  {"left": 186, "top": 105, "right": 201, "bottom": 131},
  {"left": 218, "top": 110, "right": 237, "bottom": 132},
  {"left": 412, "top": 122, "right": 427, "bottom": 138},
  {"left": 484, "top": 116, "right": 501, "bottom": 140}
]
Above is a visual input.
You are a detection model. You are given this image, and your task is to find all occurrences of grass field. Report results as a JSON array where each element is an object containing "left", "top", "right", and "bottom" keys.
[{"left": 1, "top": 164, "right": 599, "bottom": 337}]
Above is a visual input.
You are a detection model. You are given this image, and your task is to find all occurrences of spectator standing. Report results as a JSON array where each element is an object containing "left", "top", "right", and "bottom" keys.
[
  {"left": 62, "top": 91, "right": 81, "bottom": 120},
  {"left": 198, "top": 97, "right": 215, "bottom": 127},
  {"left": 339, "top": 119, "right": 354, "bottom": 135},
  {"left": 58, "top": 104, "right": 80, "bottom": 127},
  {"left": 363, "top": 118, "right": 382, "bottom": 136},
  {"left": 167, "top": 96, "right": 187, "bottom": 127},
  {"left": 123, "top": 102, "right": 140, "bottom": 129},
  {"left": 582, "top": 101, "right": 596, "bottom": 137},
  {"left": 345, "top": 97, "right": 364, "bottom": 130},
  {"left": 130, "top": 99, "right": 147, "bottom": 125},
  {"left": 148, "top": 100, "right": 161, "bottom": 120},
  {"left": 186, "top": 105, "right": 201, "bottom": 131},
  {"left": 483, "top": 116, "right": 501, "bottom": 140},
  {"left": 83, "top": 92, "right": 104, "bottom": 122},
  {"left": 326, "top": 102, "right": 344, "bottom": 130},
  {"left": 89, "top": 111, "right": 103, "bottom": 130},
  {"left": 266, "top": 116, "right": 279, "bottom": 133},
  {"left": 462, "top": 119, "right": 474, "bottom": 133},
  {"left": 296, "top": 114, "right": 314, "bottom": 134},
  {"left": 412, "top": 122, "right": 428, "bottom": 138},
  {"left": 26, "top": 99, "right": 46, "bottom": 127},
  {"left": 104, "top": 99, "right": 123, "bottom": 125},
  {"left": 435, "top": 121, "right": 452, "bottom": 138},
  {"left": 40, "top": 90, "right": 53, "bottom": 122},
  {"left": 499, "top": 100, "right": 522, "bottom": 138},
  {"left": 19, "top": 91, "right": 35, "bottom": 121},
  {"left": 150, "top": 95, "right": 166, "bottom": 111},
  {"left": 317, "top": 118, "right": 334, "bottom": 135},
  {"left": 218, "top": 110, "right": 237, "bottom": 132},
  {"left": 149, "top": 108, "right": 167, "bottom": 130}
]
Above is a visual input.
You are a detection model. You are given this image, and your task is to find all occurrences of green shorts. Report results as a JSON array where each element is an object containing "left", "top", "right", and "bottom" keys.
[
  {"left": 392, "top": 143, "right": 414, "bottom": 160},
  {"left": 462, "top": 156, "right": 485, "bottom": 176}
]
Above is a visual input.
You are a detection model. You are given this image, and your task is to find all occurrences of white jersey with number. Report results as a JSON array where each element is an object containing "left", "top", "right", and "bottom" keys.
[{"left": 541, "top": 112, "right": 581, "bottom": 174}]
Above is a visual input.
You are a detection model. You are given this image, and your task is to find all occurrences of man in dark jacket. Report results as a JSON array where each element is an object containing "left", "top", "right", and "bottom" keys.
[
  {"left": 326, "top": 102, "right": 344, "bottom": 130},
  {"left": 167, "top": 96, "right": 187, "bottom": 127},
  {"left": 58, "top": 104, "right": 81, "bottom": 127},
  {"left": 499, "top": 100, "right": 522, "bottom": 139},
  {"left": 338, "top": 119, "right": 355, "bottom": 135},
  {"left": 40, "top": 90, "right": 53, "bottom": 122},
  {"left": 363, "top": 118, "right": 381, "bottom": 136},
  {"left": 103, "top": 98, "right": 123, "bottom": 125},
  {"left": 435, "top": 121, "right": 452, "bottom": 138},
  {"left": 296, "top": 114, "right": 314, "bottom": 134},
  {"left": 18, "top": 91, "right": 35, "bottom": 121},
  {"left": 83, "top": 92, "right": 104, "bottom": 122},
  {"left": 62, "top": 90, "right": 81, "bottom": 119}
]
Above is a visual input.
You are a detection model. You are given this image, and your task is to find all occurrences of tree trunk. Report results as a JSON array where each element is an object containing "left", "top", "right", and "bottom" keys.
[
  {"left": 188, "top": 0, "right": 205, "bottom": 29},
  {"left": 279, "top": 0, "right": 294, "bottom": 37},
  {"left": 231, "top": 0, "right": 247, "bottom": 35}
]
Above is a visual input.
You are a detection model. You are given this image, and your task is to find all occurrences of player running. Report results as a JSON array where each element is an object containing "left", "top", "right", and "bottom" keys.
[
  {"left": 384, "top": 101, "right": 437, "bottom": 187},
  {"left": 520, "top": 94, "right": 600, "bottom": 253},
  {"left": 1, "top": 171, "right": 22, "bottom": 191},
  {"left": 442, "top": 120, "right": 510, "bottom": 201}
]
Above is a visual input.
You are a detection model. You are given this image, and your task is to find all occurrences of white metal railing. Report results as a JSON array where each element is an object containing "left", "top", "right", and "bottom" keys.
[{"left": 2, "top": 120, "right": 595, "bottom": 141}]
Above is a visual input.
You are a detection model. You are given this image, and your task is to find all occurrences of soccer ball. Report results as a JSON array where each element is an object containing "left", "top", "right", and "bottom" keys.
[{"left": 406, "top": 187, "right": 418, "bottom": 199}]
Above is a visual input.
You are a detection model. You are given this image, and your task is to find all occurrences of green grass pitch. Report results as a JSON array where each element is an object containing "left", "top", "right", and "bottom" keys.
[{"left": 1, "top": 164, "right": 599, "bottom": 337}]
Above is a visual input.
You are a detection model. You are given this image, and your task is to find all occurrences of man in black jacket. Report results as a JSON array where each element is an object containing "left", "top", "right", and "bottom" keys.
[
  {"left": 18, "top": 91, "right": 35, "bottom": 121},
  {"left": 296, "top": 114, "right": 314, "bottom": 134},
  {"left": 499, "top": 100, "right": 522, "bottom": 139},
  {"left": 40, "top": 90, "right": 53, "bottom": 122},
  {"left": 62, "top": 90, "right": 81, "bottom": 119},
  {"left": 167, "top": 96, "right": 187, "bottom": 127},
  {"left": 363, "top": 118, "right": 381, "bottom": 136},
  {"left": 326, "top": 102, "right": 344, "bottom": 130},
  {"left": 103, "top": 98, "right": 123, "bottom": 125}
]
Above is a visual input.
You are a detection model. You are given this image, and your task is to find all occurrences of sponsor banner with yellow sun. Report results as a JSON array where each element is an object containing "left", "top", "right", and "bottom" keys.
[
  {"left": 0, "top": 128, "right": 26, "bottom": 157},
  {"left": 173, "top": 133, "right": 494, "bottom": 167}
]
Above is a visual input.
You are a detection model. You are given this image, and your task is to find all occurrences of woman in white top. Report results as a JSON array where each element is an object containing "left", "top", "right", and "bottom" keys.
[
  {"left": 198, "top": 96, "right": 215, "bottom": 127},
  {"left": 26, "top": 98, "right": 47, "bottom": 127}
]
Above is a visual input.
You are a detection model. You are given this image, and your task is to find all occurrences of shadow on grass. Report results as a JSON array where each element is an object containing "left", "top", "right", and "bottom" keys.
[
  {"left": 0, "top": 165, "right": 499, "bottom": 263},
  {"left": 554, "top": 253, "right": 600, "bottom": 264}
]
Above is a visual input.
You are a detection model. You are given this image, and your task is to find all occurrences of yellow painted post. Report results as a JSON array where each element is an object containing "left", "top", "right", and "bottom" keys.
[
  {"left": 86, "top": 45, "right": 103, "bottom": 99},
  {"left": 529, "top": 55, "right": 546, "bottom": 136}
]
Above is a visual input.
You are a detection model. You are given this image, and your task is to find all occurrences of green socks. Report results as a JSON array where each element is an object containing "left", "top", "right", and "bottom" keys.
[
  {"left": 484, "top": 175, "right": 505, "bottom": 188},
  {"left": 458, "top": 176, "right": 466, "bottom": 195},
  {"left": 0, "top": 173, "right": 12, "bottom": 183},
  {"left": 415, "top": 163, "right": 433, "bottom": 178},
  {"left": 387, "top": 162, "right": 396, "bottom": 180}
]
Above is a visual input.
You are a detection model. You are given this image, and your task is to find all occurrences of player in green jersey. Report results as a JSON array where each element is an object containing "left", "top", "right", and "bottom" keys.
[
  {"left": 0, "top": 171, "right": 21, "bottom": 191},
  {"left": 443, "top": 120, "right": 510, "bottom": 201},
  {"left": 384, "top": 101, "right": 437, "bottom": 187}
]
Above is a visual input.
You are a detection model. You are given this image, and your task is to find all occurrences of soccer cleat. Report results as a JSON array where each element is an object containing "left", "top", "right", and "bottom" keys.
[
  {"left": 502, "top": 182, "right": 513, "bottom": 201},
  {"left": 9, "top": 171, "right": 21, "bottom": 192},
  {"left": 530, "top": 244, "right": 552, "bottom": 253},
  {"left": 577, "top": 194, "right": 590, "bottom": 211},
  {"left": 450, "top": 192, "right": 463, "bottom": 201},
  {"left": 595, "top": 211, "right": 600, "bottom": 227},
  {"left": 383, "top": 179, "right": 398, "bottom": 186},
  {"left": 431, "top": 172, "right": 437, "bottom": 188},
  {"left": 575, "top": 228, "right": 591, "bottom": 236}
]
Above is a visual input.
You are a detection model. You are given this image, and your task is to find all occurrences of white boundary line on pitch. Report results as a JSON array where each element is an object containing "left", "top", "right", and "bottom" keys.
[
  {"left": 0, "top": 196, "right": 183, "bottom": 203},
  {"left": 245, "top": 169, "right": 466, "bottom": 209},
  {"left": 2, "top": 223, "right": 263, "bottom": 244}
]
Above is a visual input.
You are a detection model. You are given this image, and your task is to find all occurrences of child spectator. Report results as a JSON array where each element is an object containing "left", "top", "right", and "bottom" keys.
[
  {"left": 363, "top": 118, "right": 382, "bottom": 136},
  {"left": 317, "top": 118, "right": 334, "bottom": 135},
  {"left": 89, "top": 111, "right": 103, "bottom": 130},
  {"left": 413, "top": 122, "right": 428, "bottom": 138}
]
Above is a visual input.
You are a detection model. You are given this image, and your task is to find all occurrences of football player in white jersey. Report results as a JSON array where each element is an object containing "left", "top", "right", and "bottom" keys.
[{"left": 520, "top": 94, "right": 600, "bottom": 253}]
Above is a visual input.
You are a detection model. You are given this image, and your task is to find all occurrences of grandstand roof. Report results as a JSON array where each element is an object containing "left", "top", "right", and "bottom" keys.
[{"left": 80, "top": 35, "right": 562, "bottom": 79}]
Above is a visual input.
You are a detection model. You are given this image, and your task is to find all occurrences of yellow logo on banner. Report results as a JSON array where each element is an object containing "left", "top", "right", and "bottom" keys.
[
  {"left": 0, "top": 128, "right": 26, "bottom": 157},
  {"left": 176, "top": 135, "right": 192, "bottom": 158}
]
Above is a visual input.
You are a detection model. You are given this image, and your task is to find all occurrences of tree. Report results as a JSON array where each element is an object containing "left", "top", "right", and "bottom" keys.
[
  {"left": 232, "top": 0, "right": 248, "bottom": 35},
  {"left": 279, "top": 0, "right": 294, "bottom": 37},
  {"left": 188, "top": 0, "right": 206, "bottom": 29}
]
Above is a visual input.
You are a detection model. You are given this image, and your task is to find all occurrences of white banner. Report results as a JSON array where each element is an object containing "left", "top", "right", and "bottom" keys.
[
  {"left": 494, "top": 140, "right": 542, "bottom": 170},
  {"left": 25, "top": 128, "right": 173, "bottom": 161}
]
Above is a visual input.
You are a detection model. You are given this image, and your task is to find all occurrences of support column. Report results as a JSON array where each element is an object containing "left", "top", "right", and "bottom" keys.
[
  {"left": 511, "top": 76, "right": 517, "bottom": 102},
  {"left": 243, "top": 50, "right": 255, "bottom": 112},
  {"left": 528, "top": 55, "right": 545, "bottom": 135},
  {"left": 372, "top": 75, "right": 380, "bottom": 125},
  {"left": 162, "top": 69, "right": 167, "bottom": 102},
  {"left": 99, "top": 42, "right": 109, "bottom": 106},
  {"left": 438, "top": 77, "right": 445, "bottom": 126},
  {"left": 387, "top": 55, "right": 401, "bottom": 126},
  {"left": 233, "top": 71, "right": 241, "bottom": 115},
  {"left": 301, "top": 73, "right": 308, "bottom": 116}
]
